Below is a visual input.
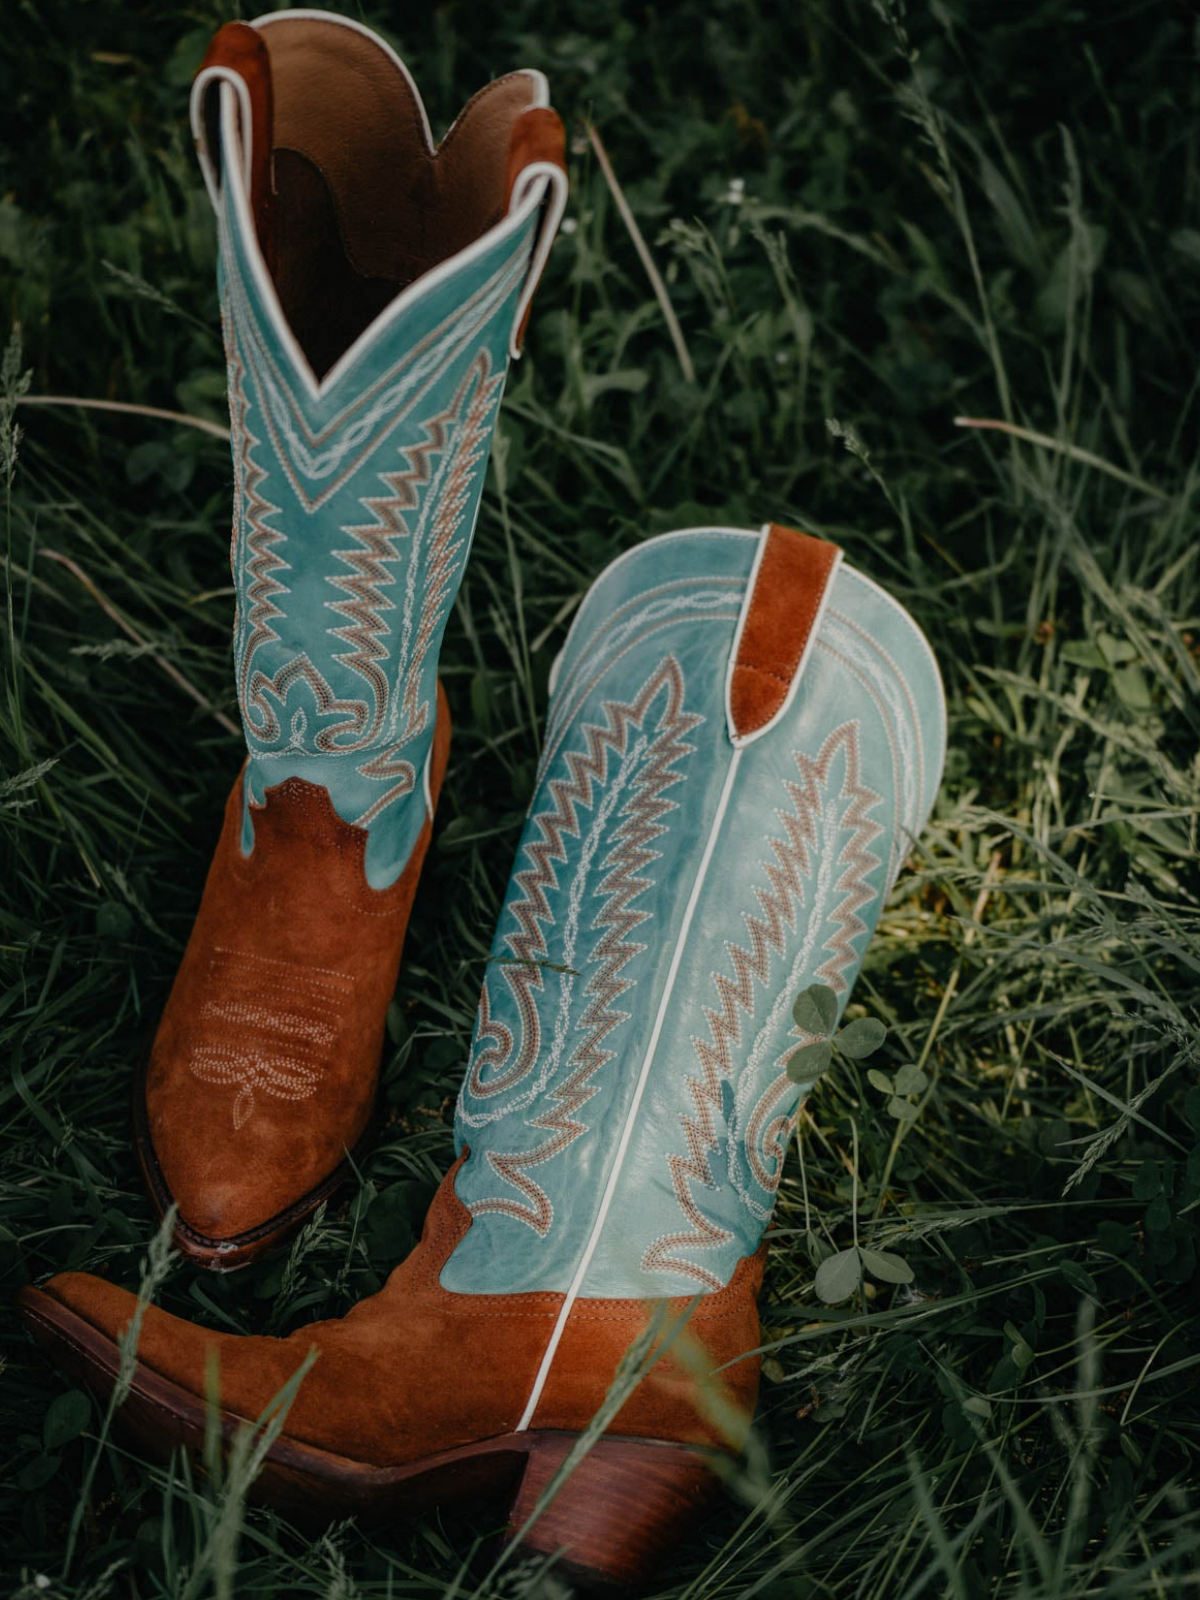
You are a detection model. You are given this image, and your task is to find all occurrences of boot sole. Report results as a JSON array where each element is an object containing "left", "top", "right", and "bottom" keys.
[
  {"left": 133, "top": 682, "right": 454, "bottom": 1272},
  {"left": 18, "top": 1284, "right": 725, "bottom": 1593}
]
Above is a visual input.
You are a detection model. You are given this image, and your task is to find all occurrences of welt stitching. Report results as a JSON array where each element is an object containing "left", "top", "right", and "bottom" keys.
[{"left": 733, "top": 662, "right": 791, "bottom": 688}]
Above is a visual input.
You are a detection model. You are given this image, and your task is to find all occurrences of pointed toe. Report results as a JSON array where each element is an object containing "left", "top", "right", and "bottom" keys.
[
  {"left": 136, "top": 1060, "right": 378, "bottom": 1270},
  {"left": 135, "top": 0, "right": 557, "bottom": 1274},
  {"left": 18, "top": 1276, "right": 139, "bottom": 1417},
  {"left": 135, "top": 685, "right": 453, "bottom": 1269},
  {"left": 30, "top": 1269, "right": 142, "bottom": 1338}
]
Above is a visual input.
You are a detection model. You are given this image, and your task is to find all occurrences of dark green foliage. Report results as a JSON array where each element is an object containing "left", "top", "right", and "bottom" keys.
[{"left": 3, "top": 0, "right": 1200, "bottom": 1594}]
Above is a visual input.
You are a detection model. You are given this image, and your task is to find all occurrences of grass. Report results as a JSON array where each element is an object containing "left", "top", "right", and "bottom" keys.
[{"left": 3, "top": 0, "right": 1200, "bottom": 1594}]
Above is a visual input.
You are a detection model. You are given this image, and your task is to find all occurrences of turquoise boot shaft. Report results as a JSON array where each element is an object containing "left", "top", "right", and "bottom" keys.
[
  {"left": 192, "top": 12, "right": 567, "bottom": 886},
  {"left": 131, "top": 14, "right": 566, "bottom": 1268},
  {"left": 448, "top": 524, "right": 946, "bottom": 1297}
]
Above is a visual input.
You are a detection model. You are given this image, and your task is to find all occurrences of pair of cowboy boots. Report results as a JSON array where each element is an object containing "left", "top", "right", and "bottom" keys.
[{"left": 18, "top": 12, "right": 947, "bottom": 1592}]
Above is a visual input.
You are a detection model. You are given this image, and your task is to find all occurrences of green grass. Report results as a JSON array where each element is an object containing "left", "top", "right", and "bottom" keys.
[{"left": 3, "top": 0, "right": 1200, "bottom": 1594}]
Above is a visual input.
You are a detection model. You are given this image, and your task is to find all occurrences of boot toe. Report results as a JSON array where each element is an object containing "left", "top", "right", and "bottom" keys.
[
  {"left": 140, "top": 1065, "right": 372, "bottom": 1266},
  {"left": 18, "top": 1272, "right": 182, "bottom": 1417},
  {"left": 21, "top": 1271, "right": 261, "bottom": 1415},
  {"left": 25, "top": 1269, "right": 142, "bottom": 1345}
]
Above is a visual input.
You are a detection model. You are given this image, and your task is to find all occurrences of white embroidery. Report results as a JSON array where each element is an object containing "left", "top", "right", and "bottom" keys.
[
  {"left": 460, "top": 656, "right": 701, "bottom": 1230},
  {"left": 644, "top": 721, "right": 883, "bottom": 1286},
  {"left": 220, "top": 202, "right": 526, "bottom": 504},
  {"left": 224, "top": 222, "right": 505, "bottom": 824},
  {"left": 187, "top": 951, "right": 355, "bottom": 1128}
]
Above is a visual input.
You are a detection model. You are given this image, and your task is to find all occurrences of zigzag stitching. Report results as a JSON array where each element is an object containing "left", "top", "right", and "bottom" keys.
[
  {"left": 468, "top": 662, "right": 683, "bottom": 1101},
  {"left": 322, "top": 407, "right": 454, "bottom": 751},
  {"left": 472, "top": 660, "right": 700, "bottom": 1233},
  {"left": 643, "top": 721, "right": 883, "bottom": 1287},
  {"left": 397, "top": 353, "right": 504, "bottom": 745},
  {"left": 226, "top": 316, "right": 499, "bottom": 793},
  {"left": 467, "top": 714, "right": 633, "bottom": 1101},
  {"left": 353, "top": 354, "right": 505, "bottom": 826},
  {"left": 229, "top": 341, "right": 289, "bottom": 723},
  {"left": 227, "top": 308, "right": 373, "bottom": 751},
  {"left": 221, "top": 208, "right": 527, "bottom": 511}
]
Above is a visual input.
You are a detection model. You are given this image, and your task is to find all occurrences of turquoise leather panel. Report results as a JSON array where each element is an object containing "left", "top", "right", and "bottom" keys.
[
  {"left": 444, "top": 527, "right": 946, "bottom": 1296},
  {"left": 216, "top": 136, "right": 536, "bottom": 887}
]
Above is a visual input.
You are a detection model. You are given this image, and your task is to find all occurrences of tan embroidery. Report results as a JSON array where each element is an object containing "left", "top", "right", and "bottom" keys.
[
  {"left": 467, "top": 656, "right": 701, "bottom": 1233},
  {"left": 353, "top": 352, "right": 505, "bottom": 825},
  {"left": 188, "top": 950, "right": 355, "bottom": 1128},
  {"left": 645, "top": 721, "right": 883, "bottom": 1287}
]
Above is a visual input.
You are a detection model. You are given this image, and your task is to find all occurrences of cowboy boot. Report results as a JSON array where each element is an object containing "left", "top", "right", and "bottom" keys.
[
  {"left": 131, "top": 13, "right": 566, "bottom": 1268},
  {"left": 21, "top": 524, "right": 945, "bottom": 1588}
]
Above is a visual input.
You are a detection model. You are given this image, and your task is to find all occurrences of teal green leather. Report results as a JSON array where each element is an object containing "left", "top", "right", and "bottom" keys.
[
  {"left": 446, "top": 526, "right": 946, "bottom": 1297},
  {"left": 207, "top": 22, "right": 545, "bottom": 888}
]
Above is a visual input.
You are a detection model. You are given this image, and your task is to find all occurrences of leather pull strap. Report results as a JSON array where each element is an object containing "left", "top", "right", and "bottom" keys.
[
  {"left": 505, "top": 107, "right": 568, "bottom": 357},
  {"left": 726, "top": 523, "right": 843, "bottom": 745},
  {"left": 191, "top": 22, "right": 276, "bottom": 274}
]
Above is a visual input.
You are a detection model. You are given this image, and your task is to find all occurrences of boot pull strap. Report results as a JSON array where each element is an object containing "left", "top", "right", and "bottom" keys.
[
  {"left": 505, "top": 108, "right": 569, "bottom": 359},
  {"left": 726, "top": 522, "right": 843, "bottom": 746},
  {"left": 190, "top": 23, "right": 276, "bottom": 274}
]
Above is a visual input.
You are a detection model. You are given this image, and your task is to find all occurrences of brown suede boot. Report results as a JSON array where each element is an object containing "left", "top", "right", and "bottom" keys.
[
  {"left": 136, "top": 12, "right": 565, "bottom": 1267},
  {"left": 22, "top": 524, "right": 945, "bottom": 1588},
  {"left": 20, "top": 1158, "right": 761, "bottom": 1591}
]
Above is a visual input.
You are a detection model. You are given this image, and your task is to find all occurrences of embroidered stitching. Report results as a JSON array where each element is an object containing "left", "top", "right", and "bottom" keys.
[
  {"left": 462, "top": 655, "right": 701, "bottom": 1231},
  {"left": 187, "top": 950, "right": 357, "bottom": 1128},
  {"left": 644, "top": 721, "right": 883, "bottom": 1287}
]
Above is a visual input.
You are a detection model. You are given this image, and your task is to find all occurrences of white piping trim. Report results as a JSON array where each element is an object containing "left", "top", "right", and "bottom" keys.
[
  {"left": 508, "top": 160, "right": 568, "bottom": 360},
  {"left": 836, "top": 567, "right": 947, "bottom": 719},
  {"left": 253, "top": 16, "right": 550, "bottom": 144},
  {"left": 517, "top": 68, "right": 551, "bottom": 111},
  {"left": 190, "top": 65, "right": 252, "bottom": 213},
  {"left": 513, "top": 746, "right": 744, "bottom": 1432},
  {"left": 189, "top": 13, "right": 554, "bottom": 402},
  {"left": 215, "top": 80, "right": 317, "bottom": 397},
  {"left": 421, "top": 742, "right": 434, "bottom": 821},
  {"left": 838, "top": 567, "right": 948, "bottom": 804},
  {"left": 721, "top": 523, "right": 771, "bottom": 742},
  {"left": 547, "top": 645, "right": 565, "bottom": 697},
  {"left": 571, "top": 524, "right": 758, "bottom": 590},
  {"left": 548, "top": 525, "right": 760, "bottom": 715},
  {"left": 724, "top": 523, "right": 844, "bottom": 749},
  {"left": 545, "top": 523, "right": 942, "bottom": 787}
]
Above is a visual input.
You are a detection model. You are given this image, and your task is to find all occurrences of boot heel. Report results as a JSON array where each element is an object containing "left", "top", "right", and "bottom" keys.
[{"left": 507, "top": 1431, "right": 722, "bottom": 1593}]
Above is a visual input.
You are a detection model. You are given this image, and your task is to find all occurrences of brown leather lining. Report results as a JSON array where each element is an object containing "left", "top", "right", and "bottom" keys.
[
  {"left": 270, "top": 148, "right": 399, "bottom": 381},
  {"left": 729, "top": 522, "right": 841, "bottom": 739},
  {"left": 197, "top": 18, "right": 559, "bottom": 375},
  {"left": 261, "top": 21, "right": 539, "bottom": 283}
]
